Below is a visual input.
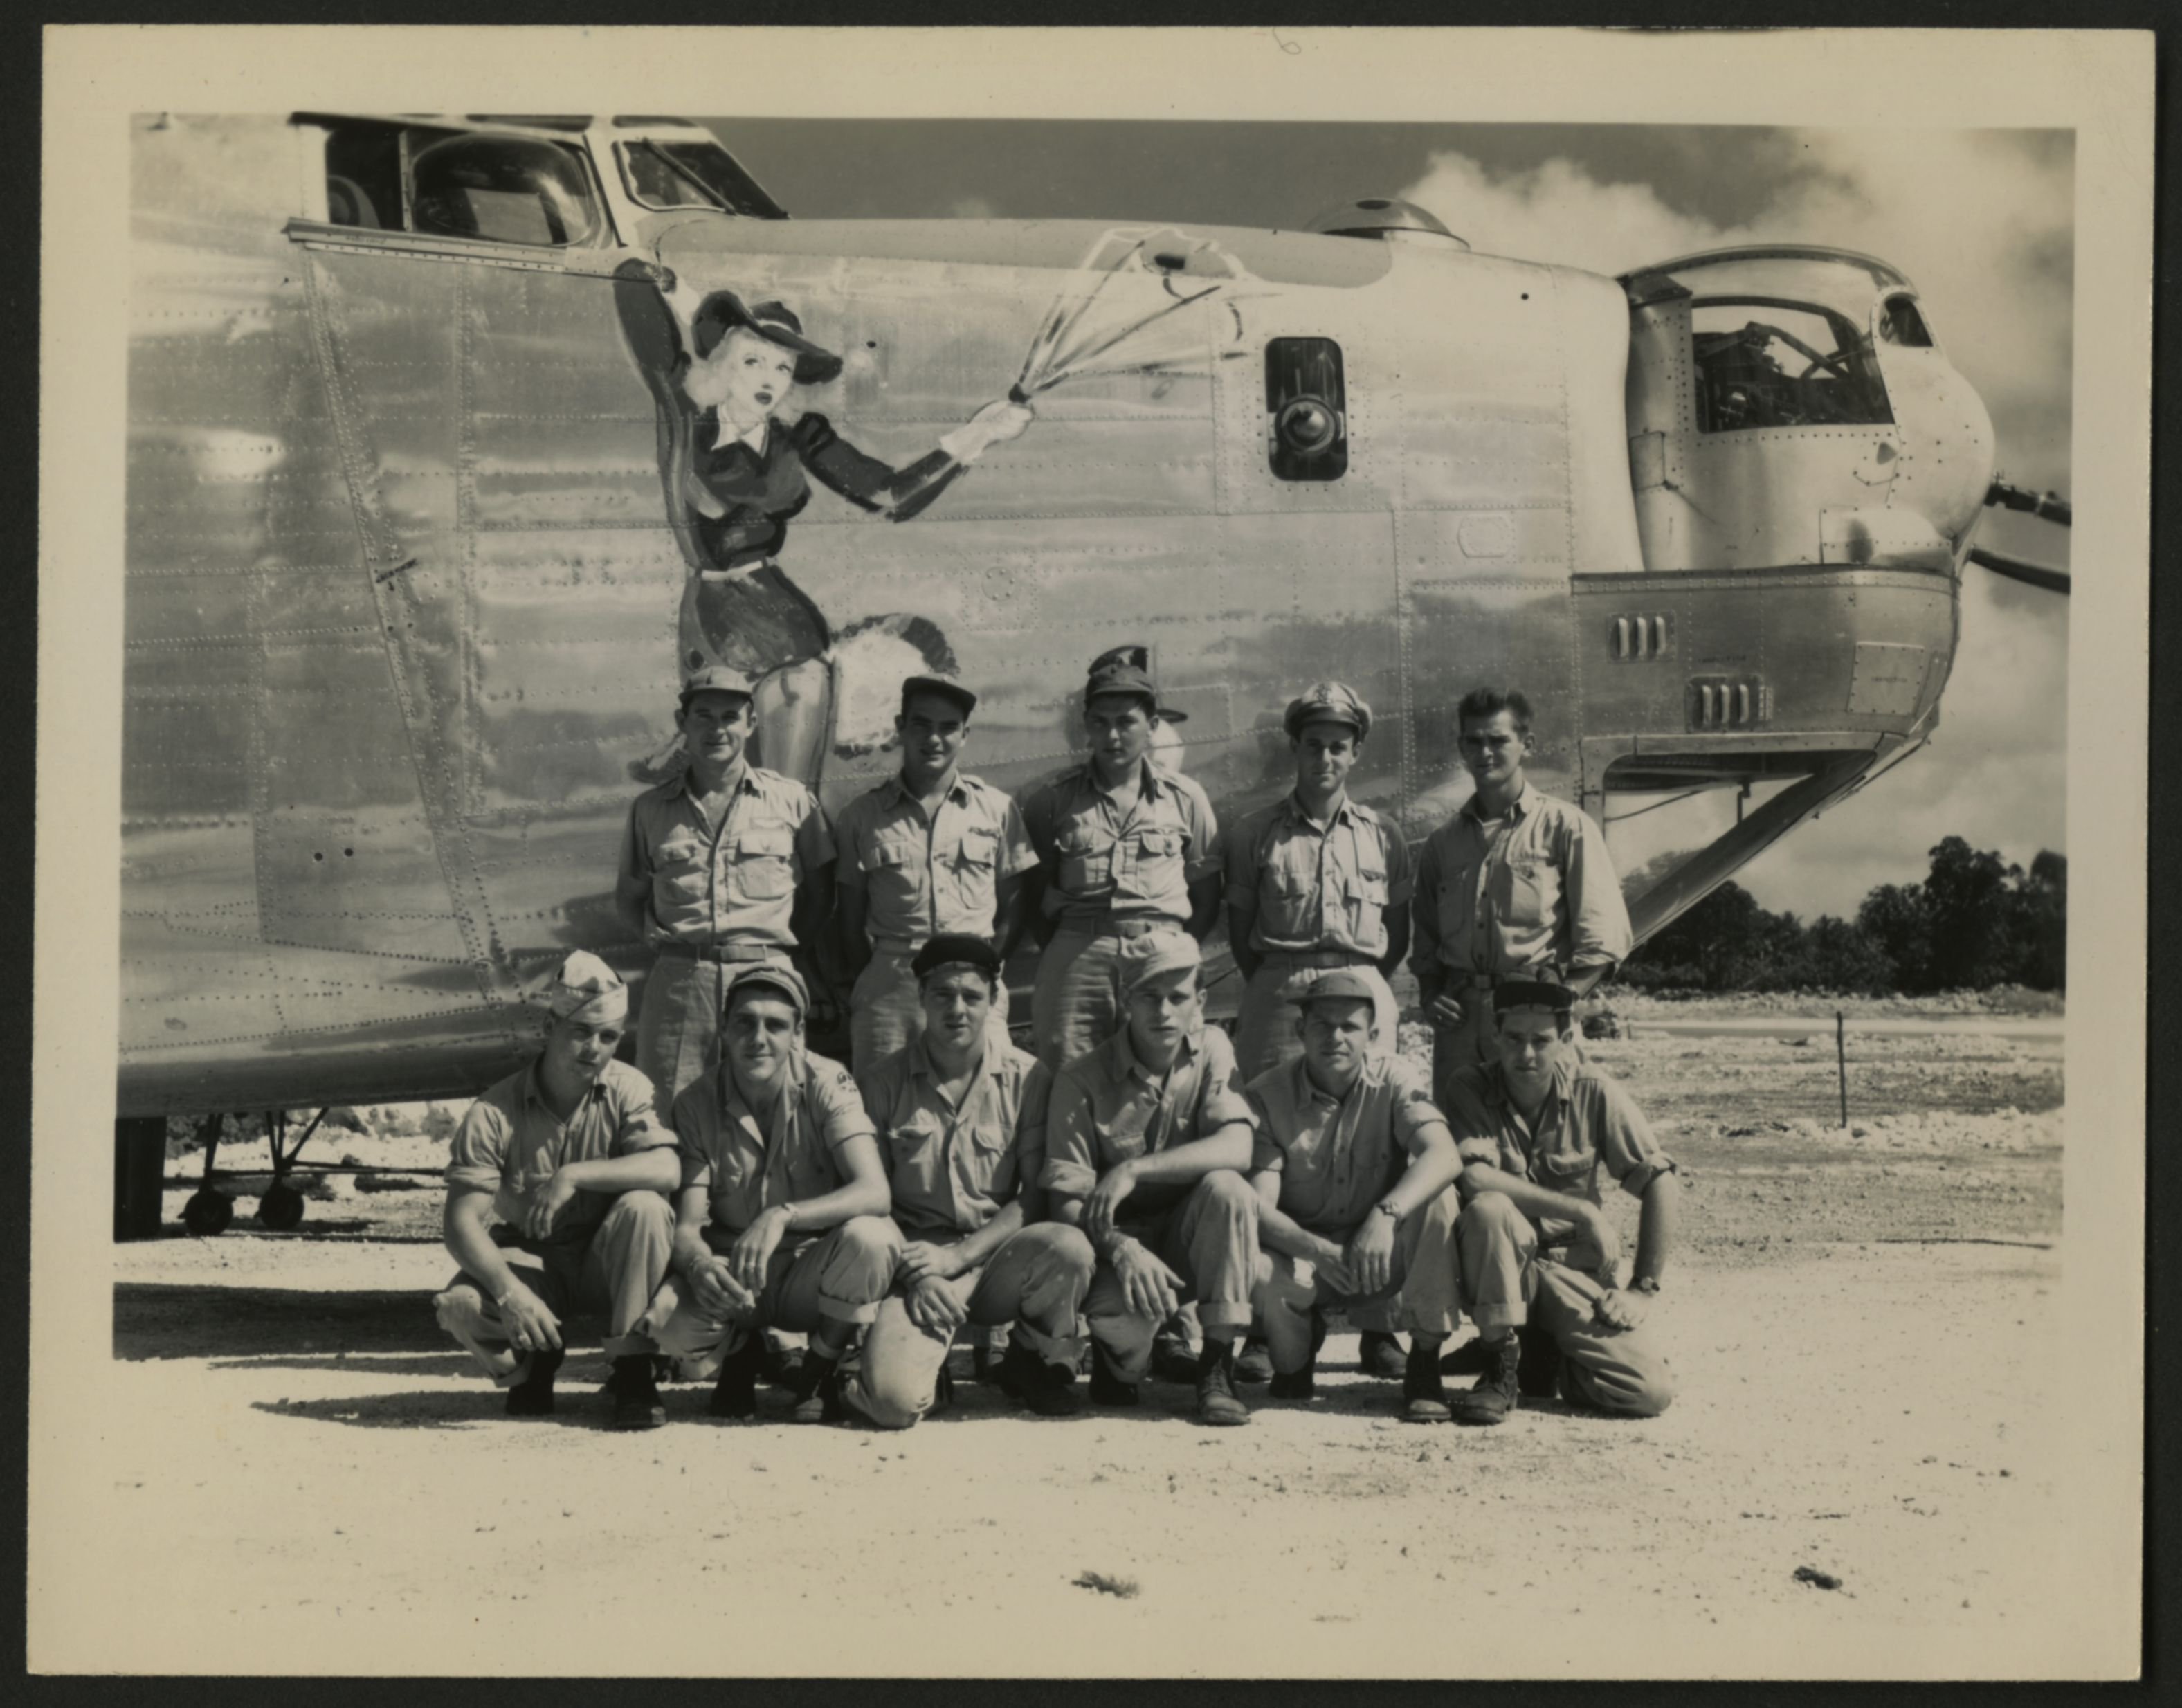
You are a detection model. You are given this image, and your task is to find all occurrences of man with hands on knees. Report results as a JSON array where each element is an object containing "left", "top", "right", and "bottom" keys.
[
  {"left": 433, "top": 952, "right": 680, "bottom": 1430},
  {"left": 837, "top": 934, "right": 1095, "bottom": 1429},
  {"left": 1439, "top": 978, "right": 1680, "bottom": 1426},
  {"left": 636, "top": 963, "right": 902, "bottom": 1424},
  {"left": 1042, "top": 936, "right": 1265, "bottom": 1428},
  {"left": 1243, "top": 970, "right": 1468, "bottom": 1422}
]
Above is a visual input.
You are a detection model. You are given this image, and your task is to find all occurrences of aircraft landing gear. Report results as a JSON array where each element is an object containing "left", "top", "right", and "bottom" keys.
[
  {"left": 182, "top": 1185, "right": 233, "bottom": 1237},
  {"left": 257, "top": 1179, "right": 306, "bottom": 1232}
]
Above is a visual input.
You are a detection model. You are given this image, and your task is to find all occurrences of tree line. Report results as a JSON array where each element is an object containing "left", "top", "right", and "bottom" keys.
[{"left": 1619, "top": 837, "right": 2066, "bottom": 995}]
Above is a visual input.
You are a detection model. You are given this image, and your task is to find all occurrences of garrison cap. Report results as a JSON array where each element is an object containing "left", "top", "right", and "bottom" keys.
[
  {"left": 1084, "top": 643, "right": 1159, "bottom": 709},
  {"left": 900, "top": 673, "right": 978, "bottom": 717},
  {"left": 1284, "top": 680, "right": 1372, "bottom": 741},
  {"left": 911, "top": 933, "right": 1003, "bottom": 984},
  {"left": 1493, "top": 976, "right": 1574, "bottom": 1017},
  {"left": 537, "top": 950, "right": 628, "bottom": 1026},
  {"left": 1289, "top": 967, "right": 1382, "bottom": 1010},
  {"left": 680, "top": 663, "right": 759, "bottom": 708},
  {"left": 1122, "top": 933, "right": 1202, "bottom": 999},
  {"left": 722, "top": 961, "right": 810, "bottom": 1019}
]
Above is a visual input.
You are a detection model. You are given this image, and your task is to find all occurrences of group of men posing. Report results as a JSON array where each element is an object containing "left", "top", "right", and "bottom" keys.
[{"left": 433, "top": 647, "right": 1682, "bottom": 1435}]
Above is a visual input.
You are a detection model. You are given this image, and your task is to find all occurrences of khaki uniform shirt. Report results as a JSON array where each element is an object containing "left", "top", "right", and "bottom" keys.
[
  {"left": 1040, "top": 1025, "right": 1253, "bottom": 1218},
  {"left": 446, "top": 1059, "right": 672, "bottom": 1244},
  {"left": 1225, "top": 791, "right": 1415, "bottom": 957},
  {"left": 620, "top": 765, "right": 835, "bottom": 951},
  {"left": 833, "top": 772, "right": 1038, "bottom": 952},
  {"left": 669, "top": 1049, "right": 875, "bottom": 1236},
  {"left": 857, "top": 1038, "right": 1048, "bottom": 1240},
  {"left": 1020, "top": 758, "right": 1221, "bottom": 928},
  {"left": 1440, "top": 1058, "right": 1677, "bottom": 1255},
  {"left": 1410, "top": 782, "right": 1631, "bottom": 980},
  {"left": 1246, "top": 1054, "right": 1443, "bottom": 1233}
]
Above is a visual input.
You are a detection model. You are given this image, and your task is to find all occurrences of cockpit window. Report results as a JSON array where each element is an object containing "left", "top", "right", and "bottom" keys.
[
  {"left": 1689, "top": 298, "right": 1893, "bottom": 432},
  {"left": 1878, "top": 293, "right": 1935, "bottom": 349},
  {"left": 410, "top": 133, "right": 602, "bottom": 246},
  {"left": 616, "top": 139, "right": 788, "bottom": 219}
]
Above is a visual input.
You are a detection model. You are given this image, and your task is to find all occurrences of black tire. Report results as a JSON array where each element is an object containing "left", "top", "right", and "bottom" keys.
[
  {"left": 257, "top": 1182, "right": 305, "bottom": 1232},
  {"left": 183, "top": 1190, "right": 233, "bottom": 1237}
]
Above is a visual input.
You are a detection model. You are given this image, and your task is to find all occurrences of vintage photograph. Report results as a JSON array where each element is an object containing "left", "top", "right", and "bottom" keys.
[{"left": 33, "top": 26, "right": 2149, "bottom": 1679}]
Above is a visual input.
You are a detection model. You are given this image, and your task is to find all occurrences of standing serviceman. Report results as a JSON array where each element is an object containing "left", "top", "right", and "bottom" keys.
[
  {"left": 617, "top": 664, "right": 837, "bottom": 1114},
  {"left": 831, "top": 674, "right": 1037, "bottom": 1074},
  {"left": 1041, "top": 937, "right": 1264, "bottom": 1428},
  {"left": 1410, "top": 687, "right": 1632, "bottom": 1106},
  {"left": 1439, "top": 979, "right": 1679, "bottom": 1426},
  {"left": 1243, "top": 970, "right": 1466, "bottom": 1422},
  {"left": 635, "top": 963, "right": 902, "bottom": 1424},
  {"left": 433, "top": 952, "right": 680, "bottom": 1430},
  {"left": 1019, "top": 645, "right": 1223, "bottom": 1071},
  {"left": 838, "top": 934, "right": 1096, "bottom": 1428}
]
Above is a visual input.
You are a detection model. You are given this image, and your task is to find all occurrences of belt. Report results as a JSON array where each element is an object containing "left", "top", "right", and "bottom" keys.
[
  {"left": 1260, "top": 948, "right": 1377, "bottom": 970},
  {"left": 655, "top": 941, "right": 781, "bottom": 965},
  {"left": 1086, "top": 917, "right": 1181, "bottom": 941},
  {"left": 1451, "top": 972, "right": 1497, "bottom": 990}
]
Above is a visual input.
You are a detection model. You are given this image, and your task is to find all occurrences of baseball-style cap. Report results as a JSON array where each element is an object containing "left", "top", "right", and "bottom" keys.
[
  {"left": 1284, "top": 680, "right": 1373, "bottom": 741},
  {"left": 1121, "top": 934, "right": 1202, "bottom": 999},
  {"left": 1493, "top": 976, "right": 1574, "bottom": 1015},
  {"left": 911, "top": 933, "right": 1002, "bottom": 983},
  {"left": 900, "top": 674, "right": 978, "bottom": 717},
  {"left": 722, "top": 962, "right": 810, "bottom": 1019},
  {"left": 1289, "top": 967, "right": 1383, "bottom": 1010},
  {"left": 680, "top": 663, "right": 759, "bottom": 708},
  {"left": 1084, "top": 643, "right": 1159, "bottom": 709}
]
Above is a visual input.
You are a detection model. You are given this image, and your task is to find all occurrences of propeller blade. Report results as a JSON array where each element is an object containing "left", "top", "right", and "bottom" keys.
[{"left": 1967, "top": 547, "right": 2070, "bottom": 595}]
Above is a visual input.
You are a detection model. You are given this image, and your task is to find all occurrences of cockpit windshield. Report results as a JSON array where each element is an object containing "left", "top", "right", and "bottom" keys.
[
  {"left": 1689, "top": 297, "right": 1892, "bottom": 432},
  {"left": 616, "top": 138, "right": 788, "bottom": 220}
]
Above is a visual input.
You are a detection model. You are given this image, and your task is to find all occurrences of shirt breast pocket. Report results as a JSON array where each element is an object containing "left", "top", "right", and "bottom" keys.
[
  {"left": 1495, "top": 857, "right": 1549, "bottom": 929},
  {"left": 654, "top": 828, "right": 709, "bottom": 898},
  {"left": 1056, "top": 826, "right": 1115, "bottom": 895},
  {"left": 732, "top": 826, "right": 797, "bottom": 901},
  {"left": 1347, "top": 863, "right": 1390, "bottom": 908},
  {"left": 1129, "top": 825, "right": 1183, "bottom": 883}
]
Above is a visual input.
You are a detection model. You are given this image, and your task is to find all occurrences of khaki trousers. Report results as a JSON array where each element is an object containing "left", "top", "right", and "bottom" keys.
[
  {"left": 1235, "top": 959, "right": 1399, "bottom": 1083},
  {"left": 1454, "top": 1192, "right": 1675, "bottom": 1417},
  {"left": 636, "top": 1215, "right": 902, "bottom": 1383},
  {"left": 848, "top": 947, "right": 1013, "bottom": 1075},
  {"left": 1083, "top": 1171, "right": 1264, "bottom": 1381},
  {"left": 434, "top": 1192, "right": 676, "bottom": 1386},
  {"left": 838, "top": 1223, "right": 1097, "bottom": 1430},
  {"left": 1249, "top": 1185, "right": 1463, "bottom": 1372}
]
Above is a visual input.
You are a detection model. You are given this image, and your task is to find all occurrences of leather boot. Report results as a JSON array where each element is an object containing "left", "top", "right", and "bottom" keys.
[
  {"left": 708, "top": 1334, "right": 763, "bottom": 1419},
  {"left": 1195, "top": 1341, "right": 1251, "bottom": 1428},
  {"left": 505, "top": 1345, "right": 563, "bottom": 1417},
  {"left": 1453, "top": 1332, "right": 1522, "bottom": 1426},
  {"left": 608, "top": 1354, "right": 666, "bottom": 1431}
]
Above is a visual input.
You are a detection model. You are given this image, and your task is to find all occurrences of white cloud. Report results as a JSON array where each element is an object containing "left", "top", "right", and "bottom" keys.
[{"left": 1399, "top": 132, "right": 2073, "bottom": 916}]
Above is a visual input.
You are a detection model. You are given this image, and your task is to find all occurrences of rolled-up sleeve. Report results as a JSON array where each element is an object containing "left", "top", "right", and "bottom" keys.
[
  {"left": 1246, "top": 1090, "right": 1287, "bottom": 1176},
  {"left": 1386, "top": 1061, "right": 1448, "bottom": 1154},
  {"left": 1036, "top": 1067, "right": 1101, "bottom": 1200},
  {"left": 1012, "top": 1060, "right": 1054, "bottom": 1214},
  {"left": 446, "top": 1102, "right": 509, "bottom": 1196},
  {"left": 606, "top": 1069, "right": 675, "bottom": 1156},
  {"left": 1192, "top": 1031, "right": 1256, "bottom": 1135},
  {"left": 670, "top": 1084, "right": 716, "bottom": 1192},
  {"left": 812, "top": 1062, "right": 878, "bottom": 1154},
  {"left": 1180, "top": 779, "right": 1222, "bottom": 882},
  {"left": 1590, "top": 1077, "right": 1677, "bottom": 1198},
  {"left": 1563, "top": 807, "right": 1633, "bottom": 969},
  {"left": 1436, "top": 1073, "right": 1504, "bottom": 1170},
  {"left": 997, "top": 797, "right": 1039, "bottom": 880}
]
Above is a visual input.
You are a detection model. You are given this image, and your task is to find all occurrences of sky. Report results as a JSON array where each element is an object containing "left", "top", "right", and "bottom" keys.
[{"left": 706, "top": 120, "right": 2075, "bottom": 921}]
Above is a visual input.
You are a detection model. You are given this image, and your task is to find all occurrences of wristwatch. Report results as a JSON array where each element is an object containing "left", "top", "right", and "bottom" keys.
[{"left": 1630, "top": 1275, "right": 1662, "bottom": 1296}]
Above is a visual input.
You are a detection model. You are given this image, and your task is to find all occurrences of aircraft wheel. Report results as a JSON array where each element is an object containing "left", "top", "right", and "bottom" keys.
[
  {"left": 182, "top": 1189, "right": 233, "bottom": 1237},
  {"left": 257, "top": 1183, "right": 305, "bottom": 1232}
]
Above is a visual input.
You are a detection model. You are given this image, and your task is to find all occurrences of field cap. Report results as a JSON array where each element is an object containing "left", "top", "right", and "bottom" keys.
[
  {"left": 690, "top": 291, "right": 844, "bottom": 385},
  {"left": 540, "top": 950, "right": 627, "bottom": 1025},
  {"left": 1289, "top": 967, "right": 1381, "bottom": 1010},
  {"left": 722, "top": 962, "right": 810, "bottom": 1019},
  {"left": 1493, "top": 976, "right": 1574, "bottom": 1016},
  {"left": 1084, "top": 643, "right": 1158, "bottom": 709},
  {"left": 911, "top": 933, "right": 1002, "bottom": 984},
  {"left": 900, "top": 673, "right": 978, "bottom": 717},
  {"left": 1122, "top": 934, "right": 1201, "bottom": 999},
  {"left": 1284, "top": 680, "right": 1372, "bottom": 741},
  {"left": 680, "top": 663, "right": 759, "bottom": 708}
]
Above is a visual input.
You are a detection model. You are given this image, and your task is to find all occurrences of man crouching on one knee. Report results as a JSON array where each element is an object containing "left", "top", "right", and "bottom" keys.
[
  {"left": 1440, "top": 978, "right": 1680, "bottom": 1426},
  {"left": 1042, "top": 936, "right": 1264, "bottom": 1427},
  {"left": 636, "top": 963, "right": 901, "bottom": 1424},
  {"left": 434, "top": 952, "right": 681, "bottom": 1430},
  {"left": 837, "top": 934, "right": 1095, "bottom": 1430},
  {"left": 1244, "top": 970, "right": 1467, "bottom": 1422}
]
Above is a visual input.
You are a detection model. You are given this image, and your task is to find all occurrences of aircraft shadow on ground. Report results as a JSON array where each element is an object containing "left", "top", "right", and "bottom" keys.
[
  {"left": 116, "top": 1282, "right": 471, "bottom": 1360},
  {"left": 249, "top": 1391, "right": 618, "bottom": 1433}
]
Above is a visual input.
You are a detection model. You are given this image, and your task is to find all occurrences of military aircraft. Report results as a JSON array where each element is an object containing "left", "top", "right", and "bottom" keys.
[{"left": 113, "top": 111, "right": 2068, "bottom": 1235}]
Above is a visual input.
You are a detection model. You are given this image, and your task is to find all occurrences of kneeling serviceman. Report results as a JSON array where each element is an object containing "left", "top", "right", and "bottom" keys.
[
  {"left": 1441, "top": 978, "right": 1680, "bottom": 1425},
  {"left": 435, "top": 952, "right": 680, "bottom": 1428},
  {"left": 638, "top": 963, "right": 902, "bottom": 1423},
  {"left": 1042, "top": 936, "right": 1264, "bottom": 1426},
  {"left": 839, "top": 934, "right": 1096, "bottom": 1428},
  {"left": 1244, "top": 970, "right": 1466, "bottom": 1421}
]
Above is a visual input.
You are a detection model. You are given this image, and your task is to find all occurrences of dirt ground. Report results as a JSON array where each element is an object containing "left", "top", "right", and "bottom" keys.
[{"left": 75, "top": 998, "right": 2095, "bottom": 1677}]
